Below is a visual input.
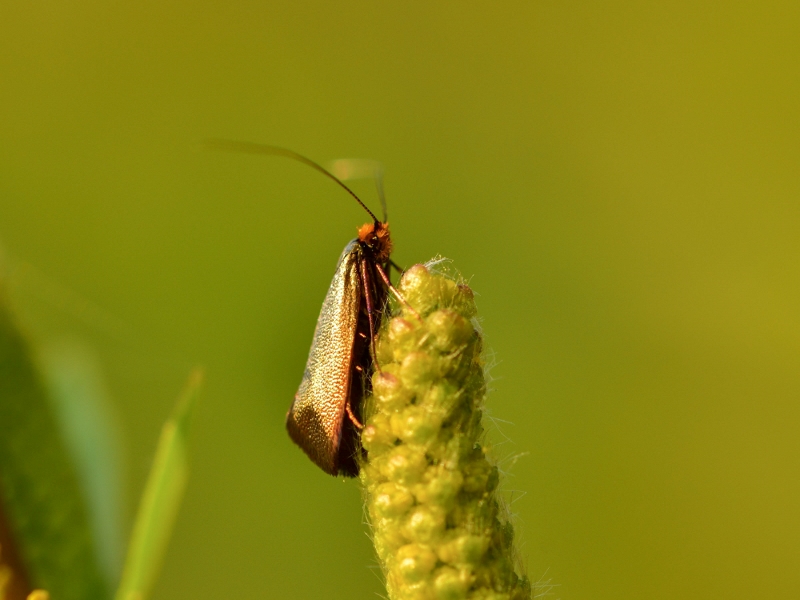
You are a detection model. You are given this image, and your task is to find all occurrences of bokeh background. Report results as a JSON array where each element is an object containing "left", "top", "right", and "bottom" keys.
[{"left": 1, "top": 2, "right": 799, "bottom": 598}]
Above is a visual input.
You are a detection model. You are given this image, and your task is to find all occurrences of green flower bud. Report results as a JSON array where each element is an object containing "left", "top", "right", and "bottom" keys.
[
  {"left": 377, "top": 334, "right": 395, "bottom": 365},
  {"left": 373, "top": 482, "right": 415, "bottom": 519},
  {"left": 433, "top": 566, "right": 469, "bottom": 600},
  {"left": 373, "top": 521, "right": 408, "bottom": 556},
  {"left": 388, "top": 317, "right": 422, "bottom": 357},
  {"left": 395, "top": 544, "right": 437, "bottom": 583},
  {"left": 361, "top": 263, "right": 530, "bottom": 600},
  {"left": 402, "top": 505, "right": 446, "bottom": 544},
  {"left": 398, "top": 264, "right": 441, "bottom": 316},
  {"left": 373, "top": 371, "right": 413, "bottom": 412},
  {"left": 397, "top": 581, "right": 436, "bottom": 600},
  {"left": 400, "top": 351, "right": 439, "bottom": 388},
  {"left": 423, "top": 382, "right": 461, "bottom": 416},
  {"left": 423, "top": 469, "right": 463, "bottom": 508},
  {"left": 426, "top": 310, "right": 473, "bottom": 352},
  {"left": 362, "top": 412, "right": 397, "bottom": 455},
  {"left": 382, "top": 445, "right": 428, "bottom": 485},
  {"left": 435, "top": 277, "right": 460, "bottom": 309},
  {"left": 451, "top": 284, "right": 478, "bottom": 319},
  {"left": 437, "top": 533, "right": 488, "bottom": 567},
  {"left": 390, "top": 405, "right": 443, "bottom": 445}
]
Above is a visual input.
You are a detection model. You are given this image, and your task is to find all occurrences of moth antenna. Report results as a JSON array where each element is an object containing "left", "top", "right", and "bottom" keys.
[
  {"left": 202, "top": 139, "right": 380, "bottom": 224},
  {"left": 327, "top": 158, "right": 388, "bottom": 223},
  {"left": 388, "top": 259, "right": 404, "bottom": 274},
  {"left": 373, "top": 163, "right": 388, "bottom": 223}
]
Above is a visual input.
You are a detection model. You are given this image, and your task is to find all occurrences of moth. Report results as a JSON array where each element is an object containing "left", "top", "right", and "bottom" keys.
[
  {"left": 204, "top": 139, "right": 402, "bottom": 476},
  {"left": 286, "top": 218, "right": 394, "bottom": 476}
]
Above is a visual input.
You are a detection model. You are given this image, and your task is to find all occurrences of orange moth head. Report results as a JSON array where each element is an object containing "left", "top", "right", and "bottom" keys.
[{"left": 357, "top": 222, "right": 393, "bottom": 263}]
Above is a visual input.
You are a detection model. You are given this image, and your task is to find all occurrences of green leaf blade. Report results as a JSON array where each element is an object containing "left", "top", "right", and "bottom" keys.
[
  {"left": 0, "top": 293, "right": 110, "bottom": 600},
  {"left": 114, "top": 369, "right": 202, "bottom": 600}
]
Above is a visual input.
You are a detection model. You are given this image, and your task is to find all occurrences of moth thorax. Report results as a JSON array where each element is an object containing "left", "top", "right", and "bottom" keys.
[{"left": 357, "top": 222, "right": 393, "bottom": 262}]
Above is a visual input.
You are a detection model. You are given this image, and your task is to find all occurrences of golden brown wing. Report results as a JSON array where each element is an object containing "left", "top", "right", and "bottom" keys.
[{"left": 286, "top": 240, "right": 362, "bottom": 475}]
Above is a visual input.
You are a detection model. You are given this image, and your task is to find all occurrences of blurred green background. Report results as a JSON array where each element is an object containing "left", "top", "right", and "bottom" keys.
[{"left": 1, "top": 2, "right": 798, "bottom": 598}]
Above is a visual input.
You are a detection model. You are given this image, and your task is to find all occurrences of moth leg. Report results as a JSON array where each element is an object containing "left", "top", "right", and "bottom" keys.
[
  {"left": 359, "top": 256, "right": 382, "bottom": 372},
  {"left": 375, "top": 263, "right": 422, "bottom": 320},
  {"left": 345, "top": 398, "right": 364, "bottom": 429}
]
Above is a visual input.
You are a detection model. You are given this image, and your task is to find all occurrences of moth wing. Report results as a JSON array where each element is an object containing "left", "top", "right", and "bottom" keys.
[{"left": 286, "top": 241, "right": 361, "bottom": 475}]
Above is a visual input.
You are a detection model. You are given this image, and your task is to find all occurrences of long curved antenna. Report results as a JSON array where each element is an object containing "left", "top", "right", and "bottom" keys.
[
  {"left": 202, "top": 139, "right": 380, "bottom": 223},
  {"left": 328, "top": 158, "right": 388, "bottom": 222}
]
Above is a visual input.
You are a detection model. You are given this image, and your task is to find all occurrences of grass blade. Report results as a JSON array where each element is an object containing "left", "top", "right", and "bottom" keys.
[{"left": 114, "top": 369, "right": 203, "bottom": 600}]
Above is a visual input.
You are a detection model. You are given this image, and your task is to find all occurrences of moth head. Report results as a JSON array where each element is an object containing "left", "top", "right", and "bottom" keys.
[{"left": 357, "top": 221, "right": 393, "bottom": 262}]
